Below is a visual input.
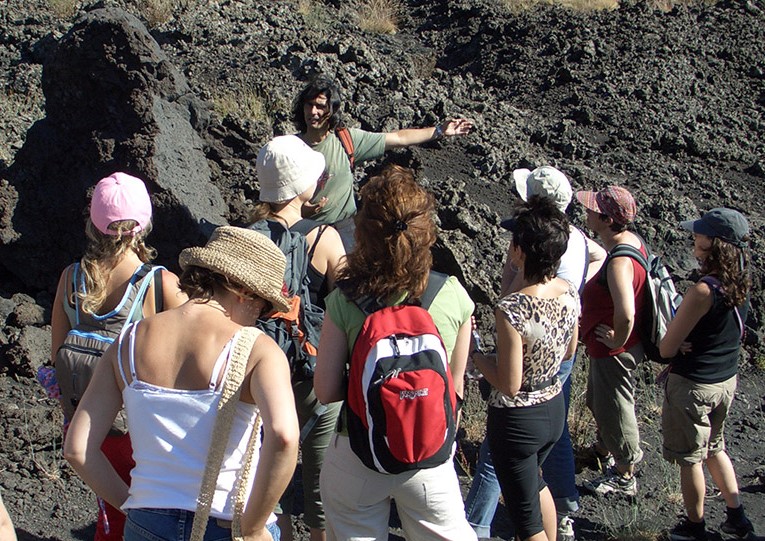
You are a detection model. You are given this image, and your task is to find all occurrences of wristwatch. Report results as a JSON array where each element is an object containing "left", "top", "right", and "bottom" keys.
[{"left": 433, "top": 123, "right": 445, "bottom": 141}]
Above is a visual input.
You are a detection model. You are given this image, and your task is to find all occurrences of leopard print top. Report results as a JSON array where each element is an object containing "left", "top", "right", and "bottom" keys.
[{"left": 488, "top": 281, "right": 580, "bottom": 408}]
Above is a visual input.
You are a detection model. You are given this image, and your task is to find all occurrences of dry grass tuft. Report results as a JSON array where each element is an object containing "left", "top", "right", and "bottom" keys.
[
  {"left": 501, "top": 0, "right": 618, "bottom": 13},
  {"left": 138, "top": 0, "right": 174, "bottom": 27},
  {"left": 357, "top": 0, "right": 403, "bottom": 35},
  {"left": 297, "top": 0, "right": 330, "bottom": 29},
  {"left": 568, "top": 348, "right": 597, "bottom": 452},
  {"left": 212, "top": 89, "right": 271, "bottom": 124},
  {"left": 648, "top": 0, "right": 718, "bottom": 12},
  {"left": 47, "top": 0, "right": 79, "bottom": 19}
]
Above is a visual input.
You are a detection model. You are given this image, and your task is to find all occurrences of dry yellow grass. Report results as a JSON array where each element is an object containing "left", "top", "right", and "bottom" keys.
[
  {"left": 501, "top": 0, "right": 618, "bottom": 12},
  {"left": 47, "top": 0, "right": 78, "bottom": 19},
  {"left": 296, "top": 0, "right": 330, "bottom": 29},
  {"left": 501, "top": 0, "right": 717, "bottom": 12},
  {"left": 212, "top": 89, "right": 271, "bottom": 124},
  {"left": 138, "top": 0, "right": 174, "bottom": 27},
  {"left": 357, "top": 0, "right": 402, "bottom": 35}
]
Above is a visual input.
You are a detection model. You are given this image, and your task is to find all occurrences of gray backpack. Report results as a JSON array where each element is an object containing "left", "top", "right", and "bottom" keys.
[
  {"left": 55, "top": 263, "right": 163, "bottom": 434},
  {"left": 249, "top": 219, "right": 326, "bottom": 380}
]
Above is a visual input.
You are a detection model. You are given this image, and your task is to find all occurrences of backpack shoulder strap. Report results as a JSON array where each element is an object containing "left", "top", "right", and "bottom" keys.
[
  {"left": 339, "top": 271, "right": 450, "bottom": 317},
  {"left": 126, "top": 265, "right": 165, "bottom": 325},
  {"left": 419, "top": 271, "right": 449, "bottom": 310},
  {"left": 599, "top": 243, "right": 648, "bottom": 286},
  {"left": 63, "top": 263, "right": 81, "bottom": 327},
  {"left": 290, "top": 219, "right": 325, "bottom": 259},
  {"left": 290, "top": 218, "right": 322, "bottom": 237},
  {"left": 154, "top": 269, "right": 164, "bottom": 313},
  {"left": 335, "top": 127, "right": 355, "bottom": 169},
  {"left": 608, "top": 244, "right": 648, "bottom": 269}
]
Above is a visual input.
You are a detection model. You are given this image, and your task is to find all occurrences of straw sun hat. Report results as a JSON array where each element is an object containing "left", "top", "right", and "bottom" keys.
[{"left": 179, "top": 226, "right": 291, "bottom": 312}]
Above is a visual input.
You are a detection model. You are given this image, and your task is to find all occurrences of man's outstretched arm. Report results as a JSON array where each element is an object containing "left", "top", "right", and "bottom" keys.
[{"left": 384, "top": 118, "right": 473, "bottom": 149}]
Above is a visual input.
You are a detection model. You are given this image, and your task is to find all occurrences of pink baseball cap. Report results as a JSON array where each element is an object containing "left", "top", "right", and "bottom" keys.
[{"left": 90, "top": 172, "right": 152, "bottom": 236}]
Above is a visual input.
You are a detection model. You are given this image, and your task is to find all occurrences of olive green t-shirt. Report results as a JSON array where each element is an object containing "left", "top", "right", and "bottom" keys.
[
  {"left": 308, "top": 128, "right": 386, "bottom": 224},
  {"left": 325, "top": 275, "right": 475, "bottom": 360},
  {"left": 325, "top": 275, "right": 475, "bottom": 436}
]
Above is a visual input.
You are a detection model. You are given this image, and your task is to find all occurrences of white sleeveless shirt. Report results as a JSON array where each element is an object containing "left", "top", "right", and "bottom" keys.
[{"left": 118, "top": 323, "right": 272, "bottom": 523}]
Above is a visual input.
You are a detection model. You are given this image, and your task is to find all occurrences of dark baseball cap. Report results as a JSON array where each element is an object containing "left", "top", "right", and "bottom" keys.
[{"left": 680, "top": 208, "right": 749, "bottom": 247}]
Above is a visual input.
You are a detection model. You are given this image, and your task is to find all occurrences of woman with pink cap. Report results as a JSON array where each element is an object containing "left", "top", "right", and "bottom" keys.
[
  {"left": 575, "top": 185, "right": 647, "bottom": 497},
  {"left": 49, "top": 172, "right": 185, "bottom": 540}
]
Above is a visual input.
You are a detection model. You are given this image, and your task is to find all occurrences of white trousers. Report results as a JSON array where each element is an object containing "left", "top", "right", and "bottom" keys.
[{"left": 319, "top": 433, "right": 477, "bottom": 541}]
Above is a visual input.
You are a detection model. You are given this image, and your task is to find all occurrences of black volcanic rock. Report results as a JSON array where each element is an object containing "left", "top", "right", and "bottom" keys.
[{"left": 0, "top": 7, "right": 226, "bottom": 290}]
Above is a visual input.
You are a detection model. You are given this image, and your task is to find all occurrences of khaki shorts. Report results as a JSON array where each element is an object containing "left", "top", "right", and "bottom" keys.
[{"left": 661, "top": 373, "right": 736, "bottom": 466}]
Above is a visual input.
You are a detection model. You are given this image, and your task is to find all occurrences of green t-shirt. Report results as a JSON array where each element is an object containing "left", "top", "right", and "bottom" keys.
[
  {"left": 325, "top": 275, "right": 475, "bottom": 361},
  {"left": 309, "top": 128, "right": 386, "bottom": 224}
]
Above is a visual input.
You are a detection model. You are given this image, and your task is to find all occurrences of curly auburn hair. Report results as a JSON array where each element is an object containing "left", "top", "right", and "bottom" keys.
[
  {"left": 78, "top": 219, "right": 156, "bottom": 315},
  {"left": 510, "top": 196, "right": 570, "bottom": 284},
  {"left": 700, "top": 236, "right": 750, "bottom": 308},
  {"left": 337, "top": 165, "right": 436, "bottom": 302}
]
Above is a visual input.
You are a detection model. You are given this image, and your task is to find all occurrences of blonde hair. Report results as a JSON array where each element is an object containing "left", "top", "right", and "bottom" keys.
[{"left": 77, "top": 219, "right": 156, "bottom": 314}]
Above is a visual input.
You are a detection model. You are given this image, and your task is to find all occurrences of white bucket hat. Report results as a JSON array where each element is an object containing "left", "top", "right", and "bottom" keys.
[
  {"left": 513, "top": 166, "right": 573, "bottom": 212},
  {"left": 256, "top": 135, "right": 325, "bottom": 203}
]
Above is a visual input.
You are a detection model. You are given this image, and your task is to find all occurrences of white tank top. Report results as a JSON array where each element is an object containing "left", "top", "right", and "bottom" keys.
[
  {"left": 118, "top": 323, "right": 272, "bottom": 523},
  {"left": 557, "top": 225, "right": 589, "bottom": 290}
]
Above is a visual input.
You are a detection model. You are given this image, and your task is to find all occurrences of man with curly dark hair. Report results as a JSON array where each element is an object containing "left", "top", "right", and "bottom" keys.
[{"left": 293, "top": 75, "right": 473, "bottom": 249}]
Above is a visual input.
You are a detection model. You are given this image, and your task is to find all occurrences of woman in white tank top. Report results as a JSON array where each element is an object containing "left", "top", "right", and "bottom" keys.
[{"left": 64, "top": 226, "right": 300, "bottom": 541}]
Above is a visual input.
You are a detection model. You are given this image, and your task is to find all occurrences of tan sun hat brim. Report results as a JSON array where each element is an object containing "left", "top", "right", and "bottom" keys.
[{"left": 179, "top": 226, "right": 291, "bottom": 312}]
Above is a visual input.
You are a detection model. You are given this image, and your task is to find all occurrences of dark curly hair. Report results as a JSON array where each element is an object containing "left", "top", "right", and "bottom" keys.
[
  {"left": 337, "top": 165, "right": 436, "bottom": 302},
  {"left": 700, "top": 237, "right": 750, "bottom": 308},
  {"left": 292, "top": 75, "right": 343, "bottom": 132},
  {"left": 510, "top": 195, "right": 570, "bottom": 283}
]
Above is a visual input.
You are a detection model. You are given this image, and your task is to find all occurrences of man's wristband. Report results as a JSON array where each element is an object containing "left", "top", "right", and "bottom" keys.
[{"left": 432, "top": 123, "right": 445, "bottom": 141}]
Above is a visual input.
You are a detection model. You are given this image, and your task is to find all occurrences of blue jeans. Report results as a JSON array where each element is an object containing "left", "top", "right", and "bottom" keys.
[
  {"left": 464, "top": 437, "right": 500, "bottom": 538},
  {"left": 464, "top": 356, "right": 579, "bottom": 537},
  {"left": 124, "top": 508, "right": 281, "bottom": 541}
]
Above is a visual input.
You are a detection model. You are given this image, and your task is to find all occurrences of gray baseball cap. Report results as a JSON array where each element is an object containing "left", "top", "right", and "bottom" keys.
[{"left": 680, "top": 208, "right": 749, "bottom": 247}]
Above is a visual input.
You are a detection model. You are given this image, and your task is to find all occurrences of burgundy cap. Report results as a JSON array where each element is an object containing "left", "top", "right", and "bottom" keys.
[{"left": 575, "top": 186, "right": 636, "bottom": 225}]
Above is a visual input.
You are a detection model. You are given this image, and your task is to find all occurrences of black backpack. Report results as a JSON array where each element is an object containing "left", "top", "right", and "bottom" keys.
[{"left": 249, "top": 219, "right": 326, "bottom": 379}]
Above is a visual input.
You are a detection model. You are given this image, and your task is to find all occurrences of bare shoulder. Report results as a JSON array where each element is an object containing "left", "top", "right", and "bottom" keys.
[
  {"left": 687, "top": 280, "right": 713, "bottom": 300},
  {"left": 159, "top": 268, "right": 186, "bottom": 308},
  {"left": 250, "top": 332, "right": 288, "bottom": 367}
]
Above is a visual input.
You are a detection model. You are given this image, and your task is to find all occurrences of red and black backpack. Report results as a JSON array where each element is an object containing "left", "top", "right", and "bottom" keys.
[{"left": 339, "top": 272, "right": 457, "bottom": 474}]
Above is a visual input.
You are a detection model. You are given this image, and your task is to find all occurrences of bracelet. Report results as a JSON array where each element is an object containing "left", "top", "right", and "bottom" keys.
[{"left": 432, "top": 123, "right": 445, "bottom": 141}]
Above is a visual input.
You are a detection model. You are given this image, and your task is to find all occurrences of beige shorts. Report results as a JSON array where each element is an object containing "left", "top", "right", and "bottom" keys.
[{"left": 661, "top": 373, "right": 736, "bottom": 466}]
